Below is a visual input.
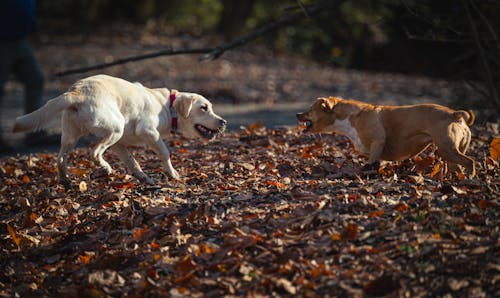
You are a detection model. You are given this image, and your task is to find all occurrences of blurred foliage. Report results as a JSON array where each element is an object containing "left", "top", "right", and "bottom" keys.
[{"left": 36, "top": 0, "right": 499, "bottom": 81}]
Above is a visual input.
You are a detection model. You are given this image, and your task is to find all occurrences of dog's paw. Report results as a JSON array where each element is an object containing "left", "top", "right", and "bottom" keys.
[
  {"left": 168, "top": 169, "right": 181, "bottom": 181},
  {"left": 58, "top": 174, "right": 71, "bottom": 186},
  {"left": 92, "top": 168, "right": 111, "bottom": 179},
  {"left": 362, "top": 161, "right": 380, "bottom": 172},
  {"left": 140, "top": 175, "right": 155, "bottom": 185}
]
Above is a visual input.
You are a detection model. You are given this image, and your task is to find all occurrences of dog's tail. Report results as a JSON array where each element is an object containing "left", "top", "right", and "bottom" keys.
[
  {"left": 453, "top": 110, "right": 475, "bottom": 126},
  {"left": 12, "top": 93, "right": 76, "bottom": 133}
]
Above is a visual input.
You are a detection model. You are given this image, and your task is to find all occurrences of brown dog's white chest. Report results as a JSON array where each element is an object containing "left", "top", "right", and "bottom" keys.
[{"left": 325, "top": 118, "right": 368, "bottom": 153}]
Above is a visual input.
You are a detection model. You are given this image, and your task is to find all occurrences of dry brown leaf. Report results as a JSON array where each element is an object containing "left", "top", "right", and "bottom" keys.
[
  {"left": 490, "top": 138, "right": 500, "bottom": 161},
  {"left": 7, "top": 224, "right": 21, "bottom": 248}
]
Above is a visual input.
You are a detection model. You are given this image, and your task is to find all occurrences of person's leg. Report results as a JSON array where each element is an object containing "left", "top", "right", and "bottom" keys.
[
  {"left": 0, "top": 42, "right": 16, "bottom": 149},
  {"left": 12, "top": 40, "right": 49, "bottom": 146},
  {"left": 13, "top": 40, "right": 45, "bottom": 114}
]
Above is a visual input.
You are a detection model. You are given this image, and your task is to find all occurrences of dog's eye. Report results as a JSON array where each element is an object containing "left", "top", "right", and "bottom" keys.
[{"left": 200, "top": 105, "right": 208, "bottom": 112}]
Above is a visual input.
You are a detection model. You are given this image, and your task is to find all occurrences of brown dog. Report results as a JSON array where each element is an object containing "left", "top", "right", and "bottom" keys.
[{"left": 296, "top": 97, "right": 475, "bottom": 177}]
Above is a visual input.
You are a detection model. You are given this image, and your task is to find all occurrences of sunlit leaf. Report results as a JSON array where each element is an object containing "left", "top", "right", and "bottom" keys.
[
  {"left": 69, "top": 168, "right": 87, "bottom": 177},
  {"left": 368, "top": 210, "right": 384, "bottom": 218},
  {"left": 265, "top": 180, "right": 285, "bottom": 188},
  {"left": 246, "top": 121, "right": 264, "bottom": 133},
  {"left": 112, "top": 181, "right": 135, "bottom": 190},
  {"left": 331, "top": 233, "right": 341, "bottom": 241},
  {"left": 395, "top": 203, "right": 409, "bottom": 213},
  {"left": 7, "top": 225, "right": 21, "bottom": 248},
  {"left": 430, "top": 164, "right": 440, "bottom": 177},
  {"left": 151, "top": 241, "right": 161, "bottom": 249},
  {"left": 133, "top": 227, "right": 147, "bottom": 240},
  {"left": 79, "top": 181, "right": 88, "bottom": 192},
  {"left": 79, "top": 255, "right": 92, "bottom": 264},
  {"left": 490, "top": 138, "right": 500, "bottom": 161}
]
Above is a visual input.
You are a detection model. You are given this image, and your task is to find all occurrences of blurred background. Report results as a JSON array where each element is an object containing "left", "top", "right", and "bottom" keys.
[{"left": 1, "top": 0, "right": 499, "bottom": 152}]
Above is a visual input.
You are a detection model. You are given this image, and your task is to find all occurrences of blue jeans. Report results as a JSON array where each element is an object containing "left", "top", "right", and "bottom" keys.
[{"left": 0, "top": 39, "right": 45, "bottom": 137}]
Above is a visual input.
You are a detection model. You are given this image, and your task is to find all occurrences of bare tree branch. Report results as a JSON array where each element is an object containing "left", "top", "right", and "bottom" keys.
[
  {"left": 400, "top": 0, "right": 462, "bottom": 36},
  {"left": 463, "top": 0, "right": 500, "bottom": 111},
  {"left": 295, "top": 0, "right": 310, "bottom": 17},
  {"left": 403, "top": 26, "right": 474, "bottom": 43},
  {"left": 54, "top": 47, "right": 214, "bottom": 77},
  {"left": 54, "top": 0, "right": 338, "bottom": 77},
  {"left": 470, "top": 0, "right": 500, "bottom": 51}
]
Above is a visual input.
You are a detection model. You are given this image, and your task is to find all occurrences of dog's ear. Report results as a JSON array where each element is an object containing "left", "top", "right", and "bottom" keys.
[
  {"left": 174, "top": 94, "right": 196, "bottom": 118},
  {"left": 318, "top": 97, "right": 337, "bottom": 112}
]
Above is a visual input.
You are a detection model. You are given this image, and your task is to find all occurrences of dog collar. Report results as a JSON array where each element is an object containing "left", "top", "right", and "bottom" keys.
[{"left": 169, "top": 90, "right": 178, "bottom": 132}]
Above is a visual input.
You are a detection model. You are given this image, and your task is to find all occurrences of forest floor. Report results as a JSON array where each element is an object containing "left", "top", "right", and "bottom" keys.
[{"left": 0, "top": 25, "right": 499, "bottom": 297}]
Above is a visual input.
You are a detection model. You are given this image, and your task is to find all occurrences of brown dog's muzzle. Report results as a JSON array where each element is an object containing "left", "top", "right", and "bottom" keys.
[{"left": 296, "top": 112, "right": 312, "bottom": 132}]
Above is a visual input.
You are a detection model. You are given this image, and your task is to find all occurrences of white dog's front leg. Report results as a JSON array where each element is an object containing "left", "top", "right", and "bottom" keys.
[
  {"left": 147, "top": 138, "right": 180, "bottom": 180},
  {"left": 113, "top": 144, "right": 155, "bottom": 184}
]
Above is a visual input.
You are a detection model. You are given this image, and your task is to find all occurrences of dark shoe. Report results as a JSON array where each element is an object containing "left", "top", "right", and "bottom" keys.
[
  {"left": 0, "top": 139, "right": 16, "bottom": 157},
  {"left": 24, "top": 131, "right": 60, "bottom": 147}
]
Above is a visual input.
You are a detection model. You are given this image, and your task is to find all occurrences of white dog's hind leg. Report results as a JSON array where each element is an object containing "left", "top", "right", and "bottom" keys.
[
  {"left": 92, "top": 131, "right": 123, "bottom": 175},
  {"left": 112, "top": 144, "right": 155, "bottom": 184},
  {"left": 57, "top": 114, "right": 82, "bottom": 184}
]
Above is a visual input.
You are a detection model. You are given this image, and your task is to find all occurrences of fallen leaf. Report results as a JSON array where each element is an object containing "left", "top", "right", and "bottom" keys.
[
  {"left": 79, "top": 255, "right": 92, "bottom": 264},
  {"left": 368, "top": 210, "right": 384, "bottom": 218},
  {"left": 342, "top": 223, "right": 358, "bottom": 240},
  {"left": 477, "top": 199, "right": 495, "bottom": 209},
  {"left": 175, "top": 256, "right": 198, "bottom": 273},
  {"left": 490, "top": 138, "right": 500, "bottom": 161},
  {"left": 430, "top": 164, "right": 440, "bottom": 177},
  {"left": 7, "top": 224, "right": 21, "bottom": 248},
  {"left": 395, "top": 203, "right": 409, "bottom": 213},
  {"left": 79, "top": 181, "right": 88, "bottom": 192},
  {"left": 275, "top": 278, "right": 296, "bottom": 294}
]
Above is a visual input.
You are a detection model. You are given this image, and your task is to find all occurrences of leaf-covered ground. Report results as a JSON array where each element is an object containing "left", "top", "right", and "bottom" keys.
[{"left": 1, "top": 123, "right": 498, "bottom": 297}]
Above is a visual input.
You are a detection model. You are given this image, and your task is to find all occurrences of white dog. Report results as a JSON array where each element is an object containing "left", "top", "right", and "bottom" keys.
[{"left": 13, "top": 74, "right": 226, "bottom": 185}]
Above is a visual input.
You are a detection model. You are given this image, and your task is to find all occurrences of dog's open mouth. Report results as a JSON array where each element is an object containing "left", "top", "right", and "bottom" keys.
[
  {"left": 195, "top": 124, "right": 221, "bottom": 139},
  {"left": 298, "top": 120, "right": 313, "bottom": 131}
]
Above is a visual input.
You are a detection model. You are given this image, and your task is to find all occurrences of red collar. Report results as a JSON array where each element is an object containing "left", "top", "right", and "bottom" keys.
[{"left": 169, "top": 90, "right": 178, "bottom": 131}]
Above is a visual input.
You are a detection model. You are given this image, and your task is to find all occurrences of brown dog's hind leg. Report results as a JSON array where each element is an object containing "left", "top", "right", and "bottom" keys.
[
  {"left": 436, "top": 124, "right": 475, "bottom": 177},
  {"left": 458, "top": 129, "right": 472, "bottom": 155},
  {"left": 439, "top": 147, "right": 475, "bottom": 177}
]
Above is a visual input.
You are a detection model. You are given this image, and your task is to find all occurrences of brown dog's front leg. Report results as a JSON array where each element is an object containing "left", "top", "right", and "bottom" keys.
[
  {"left": 367, "top": 140, "right": 385, "bottom": 165},
  {"left": 362, "top": 161, "right": 380, "bottom": 172}
]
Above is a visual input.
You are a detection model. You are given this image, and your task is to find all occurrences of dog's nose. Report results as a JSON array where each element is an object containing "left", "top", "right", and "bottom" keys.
[
  {"left": 220, "top": 119, "right": 227, "bottom": 127},
  {"left": 296, "top": 113, "right": 302, "bottom": 120}
]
